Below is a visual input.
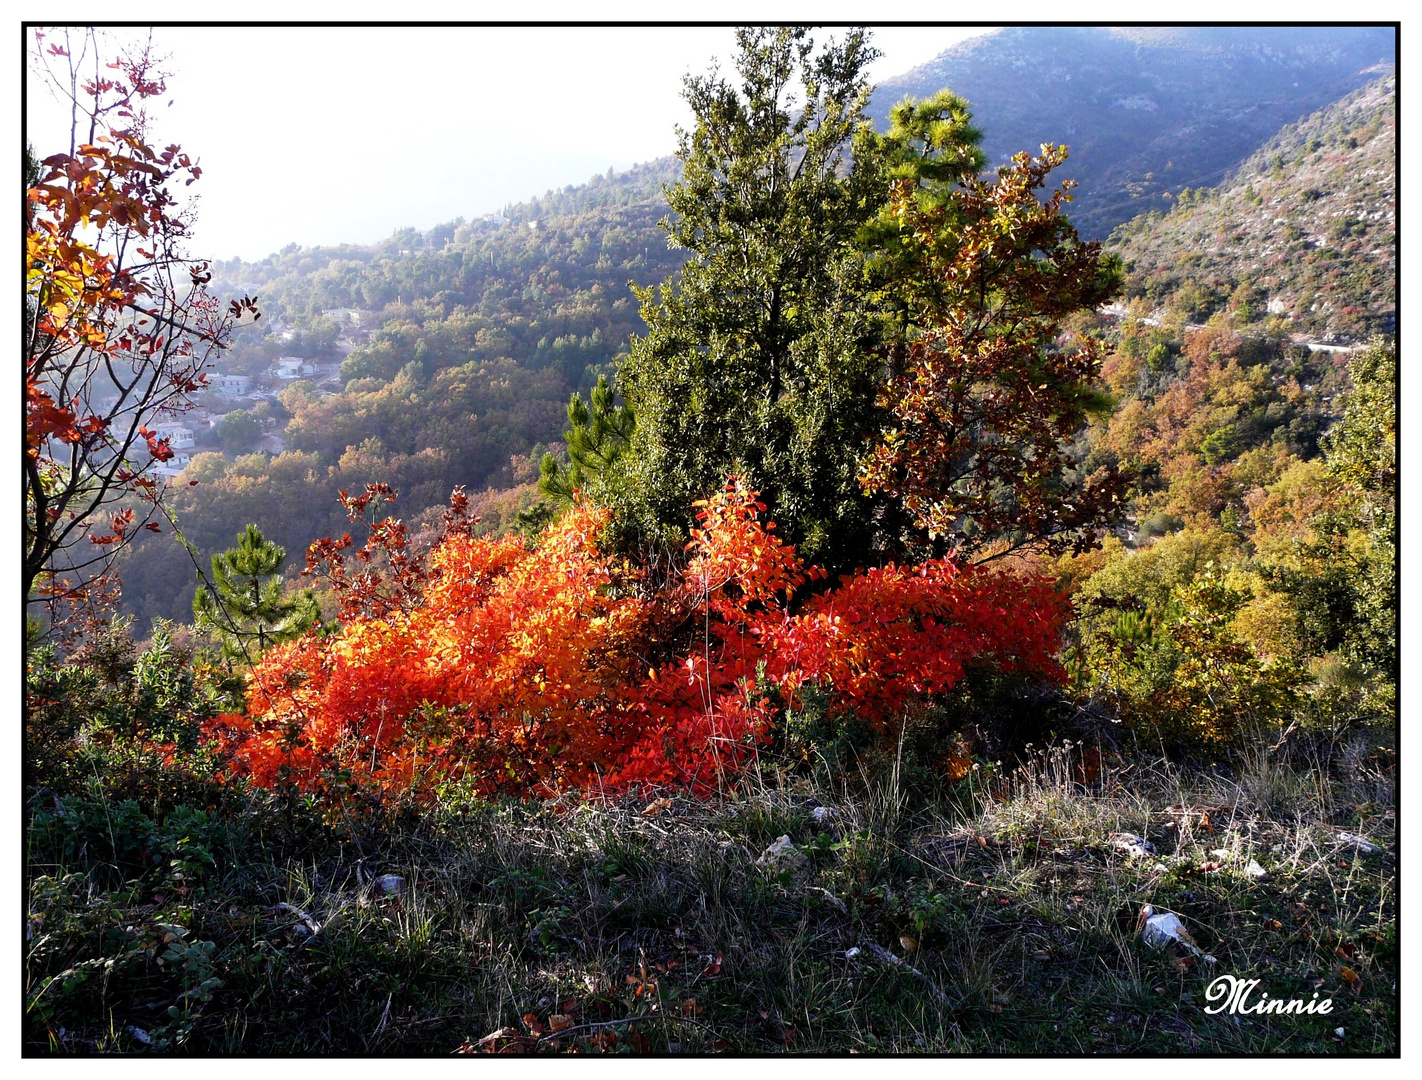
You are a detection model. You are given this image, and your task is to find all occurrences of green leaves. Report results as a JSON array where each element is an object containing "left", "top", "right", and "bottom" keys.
[
  {"left": 539, "top": 374, "right": 635, "bottom": 507},
  {"left": 610, "top": 27, "right": 890, "bottom": 570},
  {"left": 192, "top": 525, "right": 319, "bottom": 664}
]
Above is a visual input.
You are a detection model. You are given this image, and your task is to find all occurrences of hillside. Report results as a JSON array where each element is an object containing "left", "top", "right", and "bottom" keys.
[
  {"left": 875, "top": 26, "right": 1395, "bottom": 239},
  {"left": 1108, "top": 75, "right": 1396, "bottom": 341},
  {"left": 113, "top": 30, "right": 1398, "bottom": 628},
  {"left": 119, "top": 161, "right": 688, "bottom": 627}
]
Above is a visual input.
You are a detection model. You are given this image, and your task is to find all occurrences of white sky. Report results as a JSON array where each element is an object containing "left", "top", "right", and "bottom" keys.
[{"left": 26, "top": 23, "right": 995, "bottom": 262}]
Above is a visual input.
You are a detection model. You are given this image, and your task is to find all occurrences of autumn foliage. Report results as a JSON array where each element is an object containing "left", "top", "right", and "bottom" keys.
[
  {"left": 25, "top": 28, "right": 256, "bottom": 619},
  {"left": 205, "top": 480, "right": 1066, "bottom": 799},
  {"left": 863, "top": 146, "right": 1127, "bottom": 557}
]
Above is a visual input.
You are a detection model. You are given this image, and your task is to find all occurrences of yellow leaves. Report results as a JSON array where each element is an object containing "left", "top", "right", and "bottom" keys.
[
  {"left": 1340, "top": 965, "right": 1363, "bottom": 993},
  {"left": 943, "top": 747, "right": 973, "bottom": 783}
]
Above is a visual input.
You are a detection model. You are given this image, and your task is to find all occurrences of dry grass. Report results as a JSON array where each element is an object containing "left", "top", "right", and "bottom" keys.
[{"left": 26, "top": 734, "right": 1396, "bottom": 1054}]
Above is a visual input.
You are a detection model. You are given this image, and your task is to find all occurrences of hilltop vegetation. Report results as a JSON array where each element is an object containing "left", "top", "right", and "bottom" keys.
[
  {"left": 27, "top": 26, "right": 1396, "bottom": 1057},
  {"left": 1109, "top": 76, "right": 1395, "bottom": 341},
  {"left": 113, "top": 32, "right": 1397, "bottom": 627},
  {"left": 116, "top": 162, "right": 686, "bottom": 627}
]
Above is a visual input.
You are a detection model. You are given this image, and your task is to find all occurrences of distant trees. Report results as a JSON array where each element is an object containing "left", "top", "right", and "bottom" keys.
[
  {"left": 214, "top": 410, "right": 263, "bottom": 454},
  {"left": 25, "top": 28, "right": 254, "bottom": 620}
]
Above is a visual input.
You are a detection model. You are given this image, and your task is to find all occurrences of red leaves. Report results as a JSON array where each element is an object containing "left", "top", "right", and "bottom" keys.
[
  {"left": 216, "top": 480, "right": 1066, "bottom": 800},
  {"left": 138, "top": 426, "right": 173, "bottom": 462},
  {"left": 26, "top": 28, "right": 250, "bottom": 614}
]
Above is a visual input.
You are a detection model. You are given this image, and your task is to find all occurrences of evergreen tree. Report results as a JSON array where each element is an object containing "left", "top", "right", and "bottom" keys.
[
  {"left": 605, "top": 26, "right": 891, "bottom": 569},
  {"left": 538, "top": 374, "right": 635, "bottom": 506},
  {"left": 853, "top": 90, "right": 986, "bottom": 349},
  {"left": 193, "top": 525, "right": 319, "bottom": 661}
]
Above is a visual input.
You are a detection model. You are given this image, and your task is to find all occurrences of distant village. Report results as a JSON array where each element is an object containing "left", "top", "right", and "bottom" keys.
[{"left": 148, "top": 307, "right": 375, "bottom": 478}]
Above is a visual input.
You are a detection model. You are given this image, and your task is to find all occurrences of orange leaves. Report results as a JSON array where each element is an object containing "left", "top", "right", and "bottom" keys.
[
  {"left": 216, "top": 480, "right": 1066, "bottom": 799},
  {"left": 26, "top": 29, "right": 249, "bottom": 616},
  {"left": 864, "top": 147, "right": 1127, "bottom": 557}
]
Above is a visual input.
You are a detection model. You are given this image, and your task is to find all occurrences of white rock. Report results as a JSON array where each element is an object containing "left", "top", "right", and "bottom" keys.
[
  {"left": 1337, "top": 832, "right": 1384, "bottom": 856},
  {"left": 756, "top": 835, "right": 806, "bottom": 870}
]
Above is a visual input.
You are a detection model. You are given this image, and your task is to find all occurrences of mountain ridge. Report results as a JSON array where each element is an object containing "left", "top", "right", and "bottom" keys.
[{"left": 875, "top": 25, "right": 1394, "bottom": 237}]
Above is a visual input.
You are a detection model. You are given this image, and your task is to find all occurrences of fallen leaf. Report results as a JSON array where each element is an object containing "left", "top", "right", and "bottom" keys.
[
  {"left": 642, "top": 798, "right": 673, "bottom": 817},
  {"left": 1199, "top": 811, "right": 1213, "bottom": 831},
  {"left": 701, "top": 953, "right": 722, "bottom": 977},
  {"left": 548, "top": 1014, "right": 574, "bottom": 1033},
  {"left": 522, "top": 1013, "right": 544, "bottom": 1036},
  {"left": 681, "top": 998, "right": 700, "bottom": 1016},
  {"left": 1335, "top": 942, "right": 1356, "bottom": 960},
  {"left": 473, "top": 1027, "right": 532, "bottom": 1054},
  {"left": 1340, "top": 965, "right": 1363, "bottom": 993}
]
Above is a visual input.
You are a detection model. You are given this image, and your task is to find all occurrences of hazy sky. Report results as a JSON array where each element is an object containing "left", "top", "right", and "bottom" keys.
[{"left": 26, "top": 24, "right": 995, "bottom": 263}]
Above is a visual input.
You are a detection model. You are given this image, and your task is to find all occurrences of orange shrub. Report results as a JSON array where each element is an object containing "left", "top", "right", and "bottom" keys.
[{"left": 205, "top": 480, "right": 1067, "bottom": 798}]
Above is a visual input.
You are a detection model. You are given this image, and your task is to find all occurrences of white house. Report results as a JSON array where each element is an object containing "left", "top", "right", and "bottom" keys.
[
  {"left": 270, "top": 356, "right": 316, "bottom": 380},
  {"left": 152, "top": 451, "right": 192, "bottom": 478},
  {"left": 152, "top": 424, "right": 194, "bottom": 449},
  {"left": 212, "top": 373, "right": 253, "bottom": 396},
  {"left": 320, "top": 308, "right": 374, "bottom": 327}
]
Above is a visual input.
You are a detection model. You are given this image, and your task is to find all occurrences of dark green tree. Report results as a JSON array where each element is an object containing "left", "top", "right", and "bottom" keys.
[
  {"left": 606, "top": 26, "right": 892, "bottom": 568},
  {"left": 192, "top": 525, "right": 319, "bottom": 661}
]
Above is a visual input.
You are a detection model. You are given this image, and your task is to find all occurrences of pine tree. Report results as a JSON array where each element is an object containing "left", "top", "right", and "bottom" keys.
[
  {"left": 538, "top": 374, "right": 636, "bottom": 506},
  {"left": 193, "top": 525, "right": 319, "bottom": 661}
]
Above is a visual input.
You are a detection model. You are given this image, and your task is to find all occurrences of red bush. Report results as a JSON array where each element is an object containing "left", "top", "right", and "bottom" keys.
[{"left": 205, "top": 480, "right": 1066, "bottom": 798}]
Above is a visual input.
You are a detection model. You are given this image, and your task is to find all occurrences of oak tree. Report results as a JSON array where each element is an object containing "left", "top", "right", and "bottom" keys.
[{"left": 862, "top": 145, "right": 1127, "bottom": 559}]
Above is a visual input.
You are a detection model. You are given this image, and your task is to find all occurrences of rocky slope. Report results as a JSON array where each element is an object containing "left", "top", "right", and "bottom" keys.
[{"left": 1108, "top": 75, "right": 1395, "bottom": 342}]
